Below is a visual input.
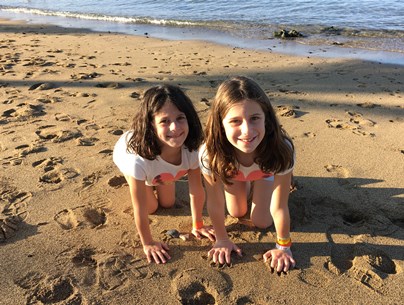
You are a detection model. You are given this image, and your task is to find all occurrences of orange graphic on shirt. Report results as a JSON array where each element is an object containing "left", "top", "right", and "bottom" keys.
[
  {"left": 233, "top": 170, "right": 273, "bottom": 181},
  {"left": 152, "top": 170, "right": 188, "bottom": 185}
]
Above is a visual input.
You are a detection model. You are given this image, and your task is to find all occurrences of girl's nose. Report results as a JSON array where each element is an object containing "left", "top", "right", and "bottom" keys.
[
  {"left": 241, "top": 120, "right": 251, "bottom": 134},
  {"left": 169, "top": 121, "right": 178, "bottom": 131}
]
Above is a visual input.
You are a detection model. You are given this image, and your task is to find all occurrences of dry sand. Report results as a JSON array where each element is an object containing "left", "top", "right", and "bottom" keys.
[{"left": 0, "top": 18, "right": 403, "bottom": 305}]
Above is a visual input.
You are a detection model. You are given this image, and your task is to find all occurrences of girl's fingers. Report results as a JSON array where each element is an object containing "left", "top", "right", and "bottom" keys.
[
  {"left": 161, "top": 248, "right": 171, "bottom": 260},
  {"left": 151, "top": 252, "right": 160, "bottom": 264},
  {"left": 290, "top": 257, "right": 296, "bottom": 268},
  {"left": 276, "top": 259, "right": 284, "bottom": 273},
  {"left": 219, "top": 251, "right": 226, "bottom": 265},
  {"left": 157, "top": 251, "right": 167, "bottom": 264},
  {"left": 146, "top": 253, "right": 153, "bottom": 264},
  {"left": 263, "top": 252, "right": 271, "bottom": 263}
]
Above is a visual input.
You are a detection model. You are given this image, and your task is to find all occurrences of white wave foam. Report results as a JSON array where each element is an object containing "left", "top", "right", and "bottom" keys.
[{"left": 0, "top": 6, "right": 200, "bottom": 27}]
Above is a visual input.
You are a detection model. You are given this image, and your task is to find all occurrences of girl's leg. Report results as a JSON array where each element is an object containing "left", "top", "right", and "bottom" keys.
[
  {"left": 145, "top": 185, "right": 159, "bottom": 214},
  {"left": 250, "top": 179, "right": 274, "bottom": 229},
  {"left": 155, "top": 183, "right": 176, "bottom": 208},
  {"left": 124, "top": 175, "right": 158, "bottom": 214},
  {"left": 224, "top": 180, "right": 249, "bottom": 218}
]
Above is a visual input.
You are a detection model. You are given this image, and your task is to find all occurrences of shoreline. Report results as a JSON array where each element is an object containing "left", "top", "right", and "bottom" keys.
[
  {"left": 1, "top": 18, "right": 403, "bottom": 305},
  {"left": 1, "top": 11, "right": 404, "bottom": 66}
]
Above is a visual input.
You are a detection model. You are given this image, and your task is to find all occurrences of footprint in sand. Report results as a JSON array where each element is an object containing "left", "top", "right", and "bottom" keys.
[
  {"left": 15, "top": 274, "right": 85, "bottom": 305},
  {"left": 76, "top": 119, "right": 100, "bottom": 131},
  {"left": 298, "top": 269, "right": 332, "bottom": 288},
  {"left": 28, "top": 82, "right": 55, "bottom": 91},
  {"left": 324, "top": 164, "right": 349, "bottom": 178},
  {"left": 36, "top": 96, "right": 62, "bottom": 104},
  {"left": 54, "top": 113, "right": 73, "bottom": 122},
  {"left": 0, "top": 181, "right": 31, "bottom": 242},
  {"left": 17, "top": 143, "right": 47, "bottom": 158},
  {"left": 97, "top": 255, "right": 130, "bottom": 291},
  {"left": 71, "top": 247, "right": 98, "bottom": 286},
  {"left": 171, "top": 268, "right": 231, "bottom": 304},
  {"left": 54, "top": 205, "right": 107, "bottom": 230},
  {"left": 107, "top": 175, "right": 127, "bottom": 188},
  {"left": 325, "top": 118, "right": 357, "bottom": 130},
  {"left": 347, "top": 111, "right": 376, "bottom": 127},
  {"left": 324, "top": 165, "right": 350, "bottom": 187},
  {"left": 325, "top": 231, "right": 398, "bottom": 294},
  {"left": 76, "top": 137, "right": 99, "bottom": 146},
  {"left": 80, "top": 170, "right": 106, "bottom": 190},
  {"left": 275, "top": 105, "right": 300, "bottom": 118},
  {"left": 59, "top": 248, "right": 148, "bottom": 290},
  {"left": 2, "top": 144, "right": 47, "bottom": 166},
  {"left": 1, "top": 103, "right": 46, "bottom": 122},
  {"left": 35, "top": 128, "right": 83, "bottom": 143},
  {"left": 39, "top": 171, "right": 64, "bottom": 184},
  {"left": 95, "top": 82, "right": 123, "bottom": 89},
  {"left": 326, "top": 111, "right": 376, "bottom": 137},
  {"left": 32, "top": 157, "right": 63, "bottom": 172}
]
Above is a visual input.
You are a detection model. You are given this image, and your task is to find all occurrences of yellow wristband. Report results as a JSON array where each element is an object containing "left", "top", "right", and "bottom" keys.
[{"left": 277, "top": 237, "right": 291, "bottom": 246}]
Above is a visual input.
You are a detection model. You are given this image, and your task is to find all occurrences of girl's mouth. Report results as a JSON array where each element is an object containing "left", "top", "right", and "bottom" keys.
[
  {"left": 239, "top": 136, "right": 256, "bottom": 143},
  {"left": 168, "top": 132, "right": 184, "bottom": 139}
]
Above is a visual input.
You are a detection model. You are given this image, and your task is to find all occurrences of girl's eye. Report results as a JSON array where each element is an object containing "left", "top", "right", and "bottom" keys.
[
  {"left": 251, "top": 116, "right": 261, "bottom": 121},
  {"left": 177, "top": 115, "right": 187, "bottom": 121},
  {"left": 229, "top": 119, "right": 241, "bottom": 125},
  {"left": 159, "top": 119, "right": 169, "bottom": 125}
]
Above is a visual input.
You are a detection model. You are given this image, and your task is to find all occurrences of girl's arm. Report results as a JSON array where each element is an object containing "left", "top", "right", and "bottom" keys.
[
  {"left": 187, "top": 168, "right": 215, "bottom": 241},
  {"left": 125, "top": 175, "right": 171, "bottom": 264},
  {"left": 203, "top": 173, "right": 242, "bottom": 264},
  {"left": 263, "top": 171, "right": 296, "bottom": 272}
]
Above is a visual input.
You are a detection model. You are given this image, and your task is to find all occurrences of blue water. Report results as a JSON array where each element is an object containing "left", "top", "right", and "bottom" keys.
[{"left": 1, "top": 0, "right": 404, "bottom": 64}]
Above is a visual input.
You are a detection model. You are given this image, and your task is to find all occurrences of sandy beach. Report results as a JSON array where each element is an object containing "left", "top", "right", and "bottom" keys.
[{"left": 0, "top": 18, "right": 403, "bottom": 304}]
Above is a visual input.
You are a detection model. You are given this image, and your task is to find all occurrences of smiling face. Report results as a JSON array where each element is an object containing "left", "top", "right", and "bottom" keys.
[
  {"left": 222, "top": 99, "right": 265, "bottom": 162},
  {"left": 153, "top": 101, "right": 189, "bottom": 150}
]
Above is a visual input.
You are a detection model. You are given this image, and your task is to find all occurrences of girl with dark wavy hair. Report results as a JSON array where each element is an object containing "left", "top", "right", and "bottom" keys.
[
  {"left": 200, "top": 76, "right": 296, "bottom": 272},
  {"left": 114, "top": 84, "right": 214, "bottom": 264}
]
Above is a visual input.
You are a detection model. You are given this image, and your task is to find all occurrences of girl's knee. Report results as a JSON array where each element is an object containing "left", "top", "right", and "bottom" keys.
[
  {"left": 148, "top": 203, "right": 158, "bottom": 214},
  {"left": 251, "top": 215, "right": 273, "bottom": 229},
  {"left": 158, "top": 198, "right": 175, "bottom": 209},
  {"left": 252, "top": 219, "right": 273, "bottom": 229},
  {"left": 228, "top": 206, "right": 248, "bottom": 218}
]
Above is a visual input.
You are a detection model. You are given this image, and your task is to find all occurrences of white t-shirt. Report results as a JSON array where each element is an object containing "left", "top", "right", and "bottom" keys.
[
  {"left": 198, "top": 143, "right": 294, "bottom": 182},
  {"left": 113, "top": 131, "right": 199, "bottom": 186}
]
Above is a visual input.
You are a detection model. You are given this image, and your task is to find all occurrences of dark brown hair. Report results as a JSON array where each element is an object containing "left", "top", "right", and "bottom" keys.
[
  {"left": 204, "top": 76, "right": 294, "bottom": 184},
  {"left": 127, "top": 84, "right": 203, "bottom": 160}
]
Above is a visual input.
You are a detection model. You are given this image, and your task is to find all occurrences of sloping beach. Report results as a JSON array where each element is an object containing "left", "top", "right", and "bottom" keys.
[{"left": 0, "top": 18, "right": 403, "bottom": 304}]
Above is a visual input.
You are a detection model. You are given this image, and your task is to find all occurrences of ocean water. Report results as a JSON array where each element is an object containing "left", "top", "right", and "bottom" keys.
[{"left": 1, "top": 0, "right": 404, "bottom": 64}]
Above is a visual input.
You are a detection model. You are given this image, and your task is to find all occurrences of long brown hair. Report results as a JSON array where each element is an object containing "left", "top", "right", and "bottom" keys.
[
  {"left": 203, "top": 76, "right": 294, "bottom": 184},
  {"left": 127, "top": 84, "right": 203, "bottom": 160}
]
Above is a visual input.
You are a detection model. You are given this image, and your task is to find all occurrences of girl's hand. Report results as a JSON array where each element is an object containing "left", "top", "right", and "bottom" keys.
[
  {"left": 263, "top": 248, "right": 296, "bottom": 272},
  {"left": 192, "top": 225, "right": 216, "bottom": 241},
  {"left": 208, "top": 239, "right": 242, "bottom": 265},
  {"left": 143, "top": 241, "right": 171, "bottom": 264}
]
